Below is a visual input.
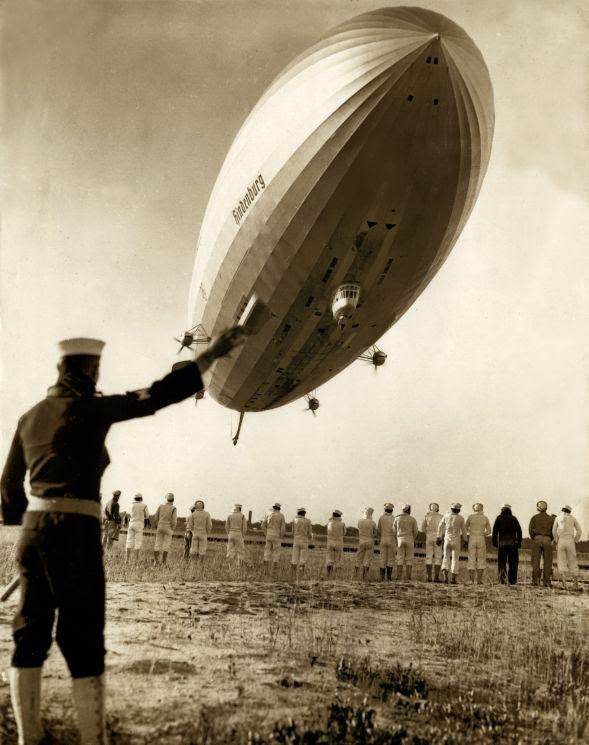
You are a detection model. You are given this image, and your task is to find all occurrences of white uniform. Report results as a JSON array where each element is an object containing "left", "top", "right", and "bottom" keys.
[
  {"left": 552, "top": 514, "right": 582, "bottom": 575},
  {"left": 438, "top": 512, "right": 466, "bottom": 574},
  {"left": 226, "top": 511, "right": 247, "bottom": 560},
  {"left": 154, "top": 502, "right": 178, "bottom": 552},
  {"left": 421, "top": 512, "right": 443, "bottom": 565},
  {"left": 292, "top": 516, "right": 313, "bottom": 566},
  {"left": 377, "top": 513, "right": 396, "bottom": 568},
  {"left": 126, "top": 502, "right": 149, "bottom": 549},
  {"left": 465, "top": 512, "right": 491, "bottom": 570},
  {"left": 262, "top": 510, "right": 286, "bottom": 562},
  {"left": 393, "top": 514, "right": 418, "bottom": 566},
  {"left": 356, "top": 518, "right": 376, "bottom": 567},
  {"left": 187, "top": 508, "right": 212, "bottom": 556},
  {"left": 326, "top": 517, "right": 345, "bottom": 566}
]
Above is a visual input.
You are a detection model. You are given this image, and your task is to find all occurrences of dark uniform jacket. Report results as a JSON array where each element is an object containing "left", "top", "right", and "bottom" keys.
[
  {"left": 528, "top": 512, "right": 555, "bottom": 539},
  {"left": 492, "top": 508, "right": 523, "bottom": 548},
  {"left": 1, "top": 361, "right": 203, "bottom": 525},
  {"left": 104, "top": 499, "right": 121, "bottom": 524}
]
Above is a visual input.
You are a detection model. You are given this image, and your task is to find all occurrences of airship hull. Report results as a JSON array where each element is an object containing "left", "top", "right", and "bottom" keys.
[{"left": 188, "top": 7, "right": 494, "bottom": 411}]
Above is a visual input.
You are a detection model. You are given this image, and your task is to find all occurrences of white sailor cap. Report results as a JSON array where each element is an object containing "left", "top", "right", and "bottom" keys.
[
  {"left": 451, "top": 502, "right": 462, "bottom": 510},
  {"left": 333, "top": 509, "right": 342, "bottom": 517},
  {"left": 166, "top": 493, "right": 174, "bottom": 502},
  {"left": 58, "top": 338, "right": 105, "bottom": 357},
  {"left": 233, "top": 503, "right": 242, "bottom": 511},
  {"left": 297, "top": 506, "right": 306, "bottom": 513},
  {"left": 133, "top": 493, "right": 143, "bottom": 501},
  {"left": 501, "top": 503, "right": 511, "bottom": 510},
  {"left": 562, "top": 505, "right": 572, "bottom": 512}
]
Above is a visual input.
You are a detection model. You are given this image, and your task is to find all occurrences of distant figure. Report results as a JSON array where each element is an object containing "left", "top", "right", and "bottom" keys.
[
  {"left": 187, "top": 500, "right": 212, "bottom": 569},
  {"left": 325, "top": 510, "right": 345, "bottom": 577},
  {"left": 126, "top": 494, "right": 149, "bottom": 564},
  {"left": 529, "top": 500, "right": 556, "bottom": 587},
  {"left": 552, "top": 505, "right": 582, "bottom": 590},
  {"left": 262, "top": 502, "right": 286, "bottom": 575},
  {"left": 492, "top": 504, "right": 522, "bottom": 585},
  {"left": 421, "top": 502, "right": 443, "bottom": 582},
  {"left": 291, "top": 507, "right": 313, "bottom": 577},
  {"left": 437, "top": 503, "right": 467, "bottom": 584},
  {"left": 377, "top": 503, "right": 396, "bottom": 581},
  {"left": 226, "top": 504, "right": 247, "bottom": 572},
  {"left": 184, "top": 506, "right": 196, "bottom": 559},
  {"left": 465, "top": 503, "right": 491, "bottom": 584},
  {"left": 153, "top": 493, "right": 178, "bottom": 565},
  {"left": 393, "top": 504, "right": 418, "bottom": 580},
  {"left": 355, "top": 507, "right": 376, "bottom": 580},
  {"left": 102, "top": 490, "right": 122, "bottom": 550}
]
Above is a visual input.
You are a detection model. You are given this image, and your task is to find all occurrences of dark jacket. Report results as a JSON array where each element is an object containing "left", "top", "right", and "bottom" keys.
[
  {"left": 492, "top": 508, "right": 522, "bottom": 548},
  {"left": 1, "top": 362, "right": 203, "bottom": 525},
  {"left": 529, "top": 512, "right": 555, "bottom": 539},
  {"left": 104, "top": 498, "right": 121, "bottom": 524}
]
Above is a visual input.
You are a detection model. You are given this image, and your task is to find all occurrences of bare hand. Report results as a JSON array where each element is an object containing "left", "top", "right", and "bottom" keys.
[{"left": 196, "top": 327, "right": 245, "bottom": 373}]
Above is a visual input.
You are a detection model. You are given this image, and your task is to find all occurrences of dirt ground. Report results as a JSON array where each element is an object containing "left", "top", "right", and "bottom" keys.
[{"left": 0, "top": 537, "right": 588, "bottom": 744}]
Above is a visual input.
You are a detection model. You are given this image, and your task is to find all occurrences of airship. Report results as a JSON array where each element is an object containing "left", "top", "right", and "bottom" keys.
[{"left": 187, "top": 6, "right": 494, "bottom": 417}]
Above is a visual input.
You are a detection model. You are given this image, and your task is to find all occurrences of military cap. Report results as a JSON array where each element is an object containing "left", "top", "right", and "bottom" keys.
[
  {"left": 58, "top": 338, "right": 105, "bottom": 357},
  {"left": 166, "top": 493, "right": 175, "bottom": 502},
  {"left": 536, "top": 501, "right": 548, "bottom": 511},
  {"left": 473, "top": 503, "right": 483, "bottom": 512},
  {"left": 272, "top": 502, "right": 281, "bottom": 510},
  {"left": 451, "top": 502, "right": 462, "bottom": 510},
  {"left": 429, "top": 503, "right": 439, "bottom": 512}
]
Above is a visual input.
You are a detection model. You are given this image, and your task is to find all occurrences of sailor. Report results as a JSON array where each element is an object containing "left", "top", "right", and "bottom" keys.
[
  {"left": 153, "top": 493, "right": 178, "bottom": 565},
  {"left": 437, "top": 503, "right": 467, "bottom": 584},
  {"left": 226, "top": 504, "right": 247, "bottom": 572},
  {"left": 0, "top": 329, "right": 242, "bottom": 745},
  {"left": 393, "top": 504, "right": 418, "bottom": 580},
  {"left": 325, "top": 510, "right": 345, "bottom": 577},
  {"left": 421, "top": 503, "right": 443, "bottom": 582},
  {"left": 187, "top": 500, "right": 212, "bottom": 569},
  {"left": 291, "top": 507, "right": 313, "bottom": 577},
  {"left": 102, "top": 490, "right": 122, "bottom": 550},
  {"left": 529, "top": 500, "right": 556, "bottom": 587},
  {"left": 355, "top": 507, "right": 376, "bottom": 580},
  {"left": 183, "top": 506, "right": 196, "bottom": 559},
  {"left": 465, "top": 503, "right": 491, "bottom": 584},
  {"left": 261, "top": 502, "right": 286, "bottom": 575},
  {"left": 125, "top": 494, "right": 149, "bottom": 565},
  {"left": 552, "top": 505, "right": 582, "bottom": 590},
  {"left": 492, "top": 504, "right": 522, "bottom": 585},
  {"left": 377, "top": 503, "right": 396, "bottom": 581}
]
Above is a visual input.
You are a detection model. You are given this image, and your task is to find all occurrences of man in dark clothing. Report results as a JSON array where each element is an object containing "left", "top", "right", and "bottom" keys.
[
  {"left": 492, "top": 504, "right": 523, "bottom": 585},
  {"left": 102, "top": 490, "right": 122, "bottom": 550},
  {"left": 0, "top": 329, "right": 243, "bottom": 745},
  {"left": 529, "top": 500, "right": 556, "bottom": 587}
]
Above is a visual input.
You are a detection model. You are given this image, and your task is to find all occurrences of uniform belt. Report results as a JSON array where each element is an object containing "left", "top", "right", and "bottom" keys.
[{"left": 26, "top": 496, "right": 101, "bottom": 520}]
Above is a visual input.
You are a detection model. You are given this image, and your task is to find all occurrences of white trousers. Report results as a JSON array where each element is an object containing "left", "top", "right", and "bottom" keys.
[
  {"left": 190, "top": 532, "right": 208, "bottom": 556},
  {"left": 467, "top": 535, "right": 487, "bottom": 570},
  {"left": 396, "top": 537, "right": 414, "bottom": 566},
  {"left": 425, "top": 535, "right": 442, "bottom": 565},
  {"left": 154, "top": 527, "right": 173, "bottom": 551},
  {"left": 442, "top": 538, "right": 461, "bottom": 574},
  {"left": 264, "top": 536, "right": 282, "bottom": 562},
  {"left": 126, "top": 522, "right": 144, "bottom": 549},
  {"left": 227, "top": 532, "right": 245, "bottom": 559},
  {"left": 291, "top": 541, "right": 308, "bottom": 566},
  {"left": 356, "top": 540, "right": 374, "bottom": 567},
  {"left": 556, "top": 538, "right": 578, "bottom": 575},
  {"left": 379, "top": 539, "right": 396, "bottom": 568},
  {"left": 326, "top": 542, "right": 343, "bottom": 566}
]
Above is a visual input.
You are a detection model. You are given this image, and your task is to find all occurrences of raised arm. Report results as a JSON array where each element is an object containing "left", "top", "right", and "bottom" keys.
[{"left": 0, "top": 426, "right": 28, "bottom": 525}]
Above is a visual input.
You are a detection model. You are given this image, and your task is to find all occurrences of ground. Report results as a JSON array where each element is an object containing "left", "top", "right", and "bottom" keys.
[{"left": 0, "top": 529, "right": 587, "bottom": 744}]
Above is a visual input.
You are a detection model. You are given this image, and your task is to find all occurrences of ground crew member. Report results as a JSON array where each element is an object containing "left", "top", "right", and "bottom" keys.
[
  {"left": 226, "top": 503, "right": 247, "bottom": 572},
  {"left": 153, "top": 493, "right": 178, "bottom": 565},
  {"left": 355, "top": 507, "right": 376, "bottom": 580},
  {"left": 492, "top": 504, "right": 522, "bottom": 585},
  {"left": 262, "top": 502, "right": 286, "bottom": 575},
  {"left": 291, "top": 507, "right": 313, "bottom": 576},
  {"left": 183, "top": 506, "right": 196, "bottom": 559},
  {"left": 465, "top": 503, "right": 491, "bottom": 584},
  {"left": 325, "top": 510, "right": 345, "bottom": 577},
  {"left": 126, "top": 494, "right": 149, "bottom": 565},
  {"left": 187, "top": 500, "right": 212, "bottom": 568},
  {"left": 102, "top": 490, "right": 122, "bottom": 550},
  {"left": 421, "top": 503, "right": 443, "bottom": 582},
  {"left": 552, "top": 505, "right": 582, "bottom": 589},
  {"left": 393, "top": 504, "right": 418, "bottom": 580},
  {"left": 529, "top": 500, "right": 556, "bottom": 587},
  {"left": 437, "top": 503, "right": 467, "bottom": 584},
  {"left": 0, "top": 329, "right": 242, "bottom": 745},
  {"left": 377, "top": 503, "right": 396, "bottom": 580}
]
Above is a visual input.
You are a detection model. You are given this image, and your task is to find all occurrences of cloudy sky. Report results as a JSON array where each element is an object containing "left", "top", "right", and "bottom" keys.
[{"left": 1, "top": 0, "right": 587, "bottom": 527}]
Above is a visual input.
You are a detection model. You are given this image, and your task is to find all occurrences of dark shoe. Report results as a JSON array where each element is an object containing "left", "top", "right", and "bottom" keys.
[
  {"left": 386, "top": 566, "right": 393, "bottom": 581},
  {"left": 379, "top": 568, "right": 386, "bottom": 581}
]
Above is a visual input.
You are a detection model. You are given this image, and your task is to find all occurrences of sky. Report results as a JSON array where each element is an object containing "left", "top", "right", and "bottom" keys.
[{"left": 1, "top": 0, "right": 587, "bottom": 527}]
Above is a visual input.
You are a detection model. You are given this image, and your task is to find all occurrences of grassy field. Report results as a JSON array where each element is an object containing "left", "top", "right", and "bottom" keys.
[{"left": 1, "top": 528, "right": 588, "bottom": 744}]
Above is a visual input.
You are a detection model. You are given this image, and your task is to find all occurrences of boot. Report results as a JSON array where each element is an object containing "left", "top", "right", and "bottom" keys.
[
  {"left": 450, "top": 573, "right": 458, "bottom": 585},
  {"left": 10, "top": 667, "right": 43, "bottom": 745},
  {"left": 152, "top": 551, "right": 160, "bottom": 566},
  {"left": 379, "top": 567, "right": 386, "bottom": 582},
  {"left": 440, "top": 568, "right": 448, "bottom": 584},
  {"left": 434, "top": 565, "right": 441, "bottom": 583},
  {"left": 386, "top": 566, "right": 393, "bottom": 581},
  {"left": 326, "top": 565, "right": 333, "bottom": 578},
  {"left": 362, "top": 566, "right": 370, "bottom": 581},
  {"left": 72, "top": 675, "right": 106, "bottom": 745},
  {"left": 426, "top": 564, "right": 432, "bottom": 582},
  {"left": 162, "top": 551, "right": 168, "bottom": 565},
  {"left": 405, "top": 566, "right": 412, "bottom": 581},
  {"left": 476, "top": 569, "right": 484, "bottom": 585},
  {"left": 469, "top": 569, "right": 475, "bottom": 584},
  {"left": 396, "top": 565, "right": 403, "bottom": 580}
]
